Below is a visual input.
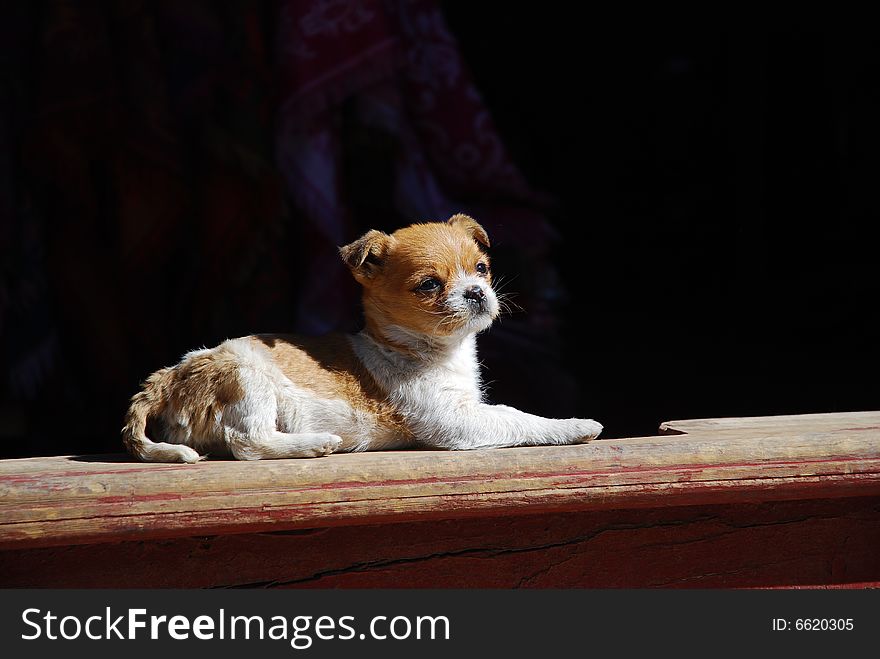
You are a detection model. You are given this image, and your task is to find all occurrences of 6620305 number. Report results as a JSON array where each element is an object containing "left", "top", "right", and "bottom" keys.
[{"left": 795, "top": 619, "right": 853, "bottom": 631}]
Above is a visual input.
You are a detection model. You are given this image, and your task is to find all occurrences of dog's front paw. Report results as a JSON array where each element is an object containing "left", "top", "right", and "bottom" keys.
[
  {"left": 302, "top": 433, "right": 343, "bottom": 457},
  {"left": 315, "top": 433, "right": 344, "bottom": 456},
  {"left": 570, "top": 418, "right": 603, "bottom": 443}
]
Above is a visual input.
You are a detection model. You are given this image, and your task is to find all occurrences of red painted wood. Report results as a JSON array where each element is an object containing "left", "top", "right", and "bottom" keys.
[{"left": 2, "top": 496, "right": 878, "bottom": 588}]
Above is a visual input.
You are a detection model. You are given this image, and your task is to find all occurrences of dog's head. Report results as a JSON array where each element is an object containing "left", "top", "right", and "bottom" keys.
[{"left": 340, "top": 214, "right": 500, "bottom": 344}]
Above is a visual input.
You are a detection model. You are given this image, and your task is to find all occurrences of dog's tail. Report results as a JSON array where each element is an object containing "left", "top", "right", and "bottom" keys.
[{"left": 121, "top": 368, "right": 202, "bottom": 464}]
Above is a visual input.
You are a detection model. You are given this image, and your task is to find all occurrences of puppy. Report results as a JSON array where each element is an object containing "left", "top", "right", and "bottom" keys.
[{"left": 122, "top": 214, "right": 602, "bottom": 462}]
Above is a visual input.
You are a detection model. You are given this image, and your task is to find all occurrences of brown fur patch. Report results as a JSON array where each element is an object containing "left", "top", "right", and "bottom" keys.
[
  {"left": 250, "top": 334, "right": 411, "bottom": 438},
  {"left": 147, "top": 350, "right": 246, "bottom": 444},
  {"left": 123, "top": 356, "right": 238, "bottom": 460}
]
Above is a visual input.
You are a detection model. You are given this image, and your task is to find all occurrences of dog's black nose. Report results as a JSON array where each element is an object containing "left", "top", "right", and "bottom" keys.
[{"left": 463, "top": 285, "right": 485, "bottom": 302}]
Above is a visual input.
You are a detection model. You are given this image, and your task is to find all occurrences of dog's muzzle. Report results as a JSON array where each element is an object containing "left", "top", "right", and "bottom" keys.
[{"left": 463, "top": 285, "right": 487, "bottom": 312}]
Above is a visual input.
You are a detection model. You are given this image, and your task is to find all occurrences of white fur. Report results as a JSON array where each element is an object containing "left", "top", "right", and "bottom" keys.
[
  {"left": 445, "top": 270, "right": 499, "bottom": 333},
  {"left": 349, "top": 270, "right": 602, "bottom": 450},
  {"left": 350, "top": 331, "right": 601, "bottom": 451}
]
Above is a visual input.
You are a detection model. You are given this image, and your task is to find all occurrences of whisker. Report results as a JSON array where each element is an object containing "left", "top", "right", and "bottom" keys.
[
  {"left": 495, "top": 292, "right": 524, "bottom": 316},
  {"left": 491, "top": 274, "right": 520, "bottom": 296}
]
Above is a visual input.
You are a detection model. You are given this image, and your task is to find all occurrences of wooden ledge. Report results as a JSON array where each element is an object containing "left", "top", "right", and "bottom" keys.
[{"left": 1, "top": 411, "right": 879, "bottom": 551}]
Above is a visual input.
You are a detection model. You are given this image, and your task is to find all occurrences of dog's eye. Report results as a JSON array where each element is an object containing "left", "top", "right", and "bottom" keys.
[
  {"left": 475, "top": 262, "right": 488, "bottom": 275},
  {"left": 416, "top": 277, "right": 442, "bottom": 292}
]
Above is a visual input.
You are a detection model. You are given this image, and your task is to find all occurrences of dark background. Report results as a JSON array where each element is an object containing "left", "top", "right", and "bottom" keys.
[
  {"left": 2, "top": 4, "right": 878, "bottom": 458},
  {"left": 445, "top": 17, "right": 880, "bottom": 432}
]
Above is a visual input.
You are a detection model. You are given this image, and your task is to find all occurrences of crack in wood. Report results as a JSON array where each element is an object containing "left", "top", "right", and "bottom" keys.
[{"left": 216, "top": 516, "right": 721, "bottom": 588}]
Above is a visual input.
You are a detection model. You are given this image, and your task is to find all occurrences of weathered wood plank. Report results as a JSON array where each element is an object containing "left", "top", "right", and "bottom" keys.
[
  {"left": 1, "top": 412, "right": 878, "bottom": 551},
  {"left": 660, "top": 410, "right": 880, "bottom": 435}
]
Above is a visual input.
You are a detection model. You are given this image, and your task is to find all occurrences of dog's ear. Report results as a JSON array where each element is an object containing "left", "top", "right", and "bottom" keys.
[
  {"left": 340, "top": 230, "right": 393, "bottom": 282},
  {"left": 448, "top": 213, "right": 490, "bottom": 248}
]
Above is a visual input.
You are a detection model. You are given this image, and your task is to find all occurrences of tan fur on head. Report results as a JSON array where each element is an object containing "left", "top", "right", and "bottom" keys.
[
  {"left": 447, "top": 213, "right": 490, "bottom": 248},
  {"left": 339, "top": 229, "right": 394, "bottom": 283},
  {"left": 340, "top": 216, "right": 497, "bottom": 345}
]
